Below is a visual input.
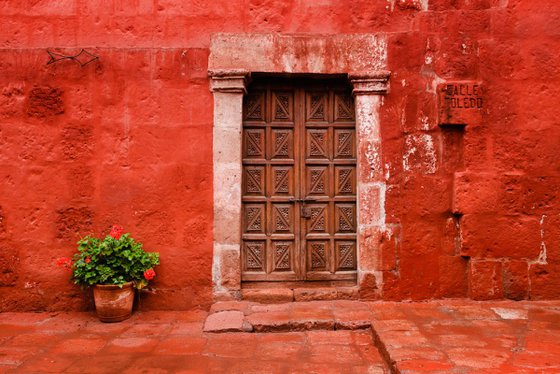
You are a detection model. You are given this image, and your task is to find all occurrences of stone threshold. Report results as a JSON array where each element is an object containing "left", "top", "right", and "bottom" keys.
[
  {"left": 240, "top": 286, "right": 359, "bottom": 304},
  {"left": 203, "top": 300, "right": 371, "bottom": 333}
]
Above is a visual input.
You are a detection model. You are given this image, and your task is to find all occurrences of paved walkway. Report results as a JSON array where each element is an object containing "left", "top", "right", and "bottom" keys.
[{"left": 0, "top": 300, "right": 559, "bottom": 373}]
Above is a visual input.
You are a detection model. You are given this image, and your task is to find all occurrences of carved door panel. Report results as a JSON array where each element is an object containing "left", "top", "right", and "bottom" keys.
[{"left": 241, "top": 79, "right": 356, "bottom": 282}]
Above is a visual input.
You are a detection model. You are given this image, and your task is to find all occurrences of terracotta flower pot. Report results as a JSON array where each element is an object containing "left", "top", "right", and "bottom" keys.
[{"left": 93, "top": 281, "right": 134, "bottom": 323}]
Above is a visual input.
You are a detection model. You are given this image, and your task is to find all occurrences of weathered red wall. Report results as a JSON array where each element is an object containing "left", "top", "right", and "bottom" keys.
[{"left": 0, "top": 0, "right": 559, "bottom": 311}]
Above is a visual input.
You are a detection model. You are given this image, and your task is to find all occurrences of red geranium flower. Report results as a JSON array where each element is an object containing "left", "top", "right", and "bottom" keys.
[
  {"left": 85, "top": 257, "right": 91, "bottom": 264},
  {"left": 109, "top": 224, "right": 124, "bottom": 240},
  {"left": 56, "top": 257, "right": 72, "bottom": 270},
  {"left": 144, "top": 268, "right": 156, "bottom": 281}
]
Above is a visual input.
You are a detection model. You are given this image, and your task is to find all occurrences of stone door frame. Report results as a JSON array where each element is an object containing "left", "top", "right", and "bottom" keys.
[{"left": 208, "top": 33, "right": 390, "bottom": 300}]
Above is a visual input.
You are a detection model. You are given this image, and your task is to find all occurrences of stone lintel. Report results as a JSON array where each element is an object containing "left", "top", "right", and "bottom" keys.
[
  {"left": 209, "top": 69, "right": 250, "bottom": 94},
  {"left": 349, "top": 70, "right": 391, "bottom": 95},
  {"left": 209, "top": 33, "right": 388, "bottom": 75}
]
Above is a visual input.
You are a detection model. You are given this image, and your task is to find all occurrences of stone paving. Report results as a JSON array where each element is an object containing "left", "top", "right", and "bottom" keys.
[
  {"left": 369, "top": 300, "right": 560, "bottom": 373},
  {"left": 0, "top": 300, "right": 559, "bottom": 373}
]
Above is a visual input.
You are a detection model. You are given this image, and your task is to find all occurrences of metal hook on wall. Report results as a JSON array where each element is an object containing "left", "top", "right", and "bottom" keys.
[{"left": 46, "top": 49, "right": 99, "bottom": 67}]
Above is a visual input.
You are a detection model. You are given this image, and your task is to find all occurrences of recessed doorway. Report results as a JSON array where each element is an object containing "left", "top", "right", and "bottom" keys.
[{"left": 241, "top": 77, "right": 357, "bottom": 284}]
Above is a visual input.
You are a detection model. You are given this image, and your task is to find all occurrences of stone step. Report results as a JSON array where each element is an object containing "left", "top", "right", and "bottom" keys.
[
  {"left": 241, "top": 287, "right": 359, "bottom": 304},
  {"left": 203, "top": 300, "right": 373, "bottom": 333}
]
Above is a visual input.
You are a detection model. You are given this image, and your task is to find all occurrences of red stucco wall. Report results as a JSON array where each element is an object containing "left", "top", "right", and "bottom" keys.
[{"left": 0, "top": 0, "right": 559, "bottom": 311}]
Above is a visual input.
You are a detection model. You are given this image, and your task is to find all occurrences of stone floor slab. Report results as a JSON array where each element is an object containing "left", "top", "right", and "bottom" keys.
[{"left": 202, "top": 310, "right": 249, "bottom": 333}]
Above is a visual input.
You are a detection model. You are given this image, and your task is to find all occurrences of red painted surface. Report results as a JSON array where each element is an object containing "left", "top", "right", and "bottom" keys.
[{"left": 0, "top": 0, "right": 559, "bottom": 311}]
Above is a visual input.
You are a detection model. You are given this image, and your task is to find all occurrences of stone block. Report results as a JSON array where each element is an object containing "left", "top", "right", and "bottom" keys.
[
  {"left": 26, "top": 86, "right": 64, "bottom": 118},
  {"left": 359, "top": 272, "right": 380, "bottom": 300},
  {"left": 452, "top": 172, "right": 500, "bottom": 214},
  {"left": 242, "top": 288, "right": 293, "bottom": 304},
  {"left": 358, "top": 185, "right": 384, "bottom": 226},
  {"left": 438, "top": 82, "right": 483, "bottom": 127},
  {"left": 213, "top": 209, "right": 241, "bottom": 245},
  {"left": 214, "top": 245, "right": 241, "bottom": 291},
  {"left": 209, "top": 33, "right": 388, "bottom": 74},
  {"left": 377, "top": 230, "right": 398, "bottom": 271},
  {"left": 358, "top": 227, "right": 382, "bottom": 272},
  {"left": 293, "top": 288, "right": 337, "bottom": 302},
  {"left": 0, "top": 249, "right": 19, "bottom": 287},
  {"left": 336, "top": 287, "right": 359, "bottom": 300},
  {"left": 333, "top": 309, "right": 372, "bottom": 330},
  {"left": 212, "top": 91, "right": 244, "bottom": 128},
  {"left": 213, "top": 290, "right": 241, "bottom": 302},
  {"left": 213, "top": 126, "right": 242, "bottom": 165},
  {"left": 55, "top": 207, "right": 93, "bottom": 241},
  {"left": 209, "top": 301, "right": 253, "bottom": 314},
  {"left": 441, "top": 216, "right": 461, "bottom": 256},
  {"left": 468, "top": 260, "right": 503, "bottom": 300},
  {"left": 529, "top": 264, "right": 560, "bottom": 300},
  {"left": 503, "top": 260, "right": 529, "bottom": 300},
  {"left": 437, "top": 256, "right": 468, "bottom": 298},
  {"left": 246, "top": 311, "right": 292, "bottom": 332},
  {"left": 203, "top": 310, "right": 250, "bottom": 333},
  {"left": 461, "top": 215, "right": 541, "bottom": 259}
]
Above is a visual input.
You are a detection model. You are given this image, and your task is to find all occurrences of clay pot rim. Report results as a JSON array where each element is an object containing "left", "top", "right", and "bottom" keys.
[{"left": 94, "top": 281, "right": 134, "bottom": 290}]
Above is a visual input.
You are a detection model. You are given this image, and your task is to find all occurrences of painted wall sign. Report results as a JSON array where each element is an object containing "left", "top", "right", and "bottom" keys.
[{"left": 438, "top": 81, "right": 483, "bottom": 126}]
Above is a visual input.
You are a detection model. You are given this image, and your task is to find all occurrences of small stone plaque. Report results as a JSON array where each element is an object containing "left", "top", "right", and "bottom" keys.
[{"left": 438, "top": 81, "right": 483, "bottom": 126}]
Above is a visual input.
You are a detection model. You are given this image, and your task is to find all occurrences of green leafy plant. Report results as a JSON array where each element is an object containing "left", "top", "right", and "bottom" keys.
[{"left": 57, "top": 225, "right": 159, "bottom": 289}]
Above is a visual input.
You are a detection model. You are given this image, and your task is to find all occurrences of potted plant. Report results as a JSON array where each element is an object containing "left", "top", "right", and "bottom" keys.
[{"left": 57, "top": 225, "right": 160, "bottom": 322}]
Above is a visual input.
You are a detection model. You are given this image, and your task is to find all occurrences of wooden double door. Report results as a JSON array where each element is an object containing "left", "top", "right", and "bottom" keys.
[{"left": 241, "top": 78, "right": 357, "bottom": 282}]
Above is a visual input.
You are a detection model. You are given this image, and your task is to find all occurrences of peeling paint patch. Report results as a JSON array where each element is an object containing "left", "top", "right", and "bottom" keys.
[
  {"left": 403, "top": 134, "right": 437, "bottom": 174},
  {"left": 365, "top": 142, "right": 382, "bottom": 180},
  {"left": 369, "top": 36, "right": 388, "bottom": 70}
]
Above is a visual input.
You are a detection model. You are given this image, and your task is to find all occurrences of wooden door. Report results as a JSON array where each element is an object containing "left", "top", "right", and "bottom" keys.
[{"left": 241, "top": 78, "right": 357, "bottom": 282}]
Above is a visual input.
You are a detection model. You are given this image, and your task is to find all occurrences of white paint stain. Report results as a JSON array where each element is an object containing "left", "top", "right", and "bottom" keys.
[
  {"left": 428, "top": 73, "right": 445, "bottom": 94},
  {"left": 535, "top": 214, "right": 548, "bottom": 265},
  {"left": 419, "top": 114, "right": 430, "bottom": 130},
  {"left": 384, "top": 162, "right": 391, "bottom": 181},
  {"left": 401, "top": 79, "right": 407, "bottom": 87},
  {"left": 387, "top": 0, "right": 395, "bottom": 12},
  {"left": 379, "top": 182, "right": 387, "bottom": 230},
  {"left": 24, "top": 282, "right": 39, "bottom": 289},
  {"left": 424, "top": 54, "right": 433, "bottom": 65},
  {"left": 400, "top": 99, "right": 407, "bottom": 130},
  {"left": 181, "top": 49, "right": 187, "bottom": 76}
]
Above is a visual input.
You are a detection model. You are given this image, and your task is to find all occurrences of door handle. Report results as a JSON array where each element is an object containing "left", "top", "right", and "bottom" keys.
[{"left": 288, "top": 198, "right": 317, "bottom": 219}]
